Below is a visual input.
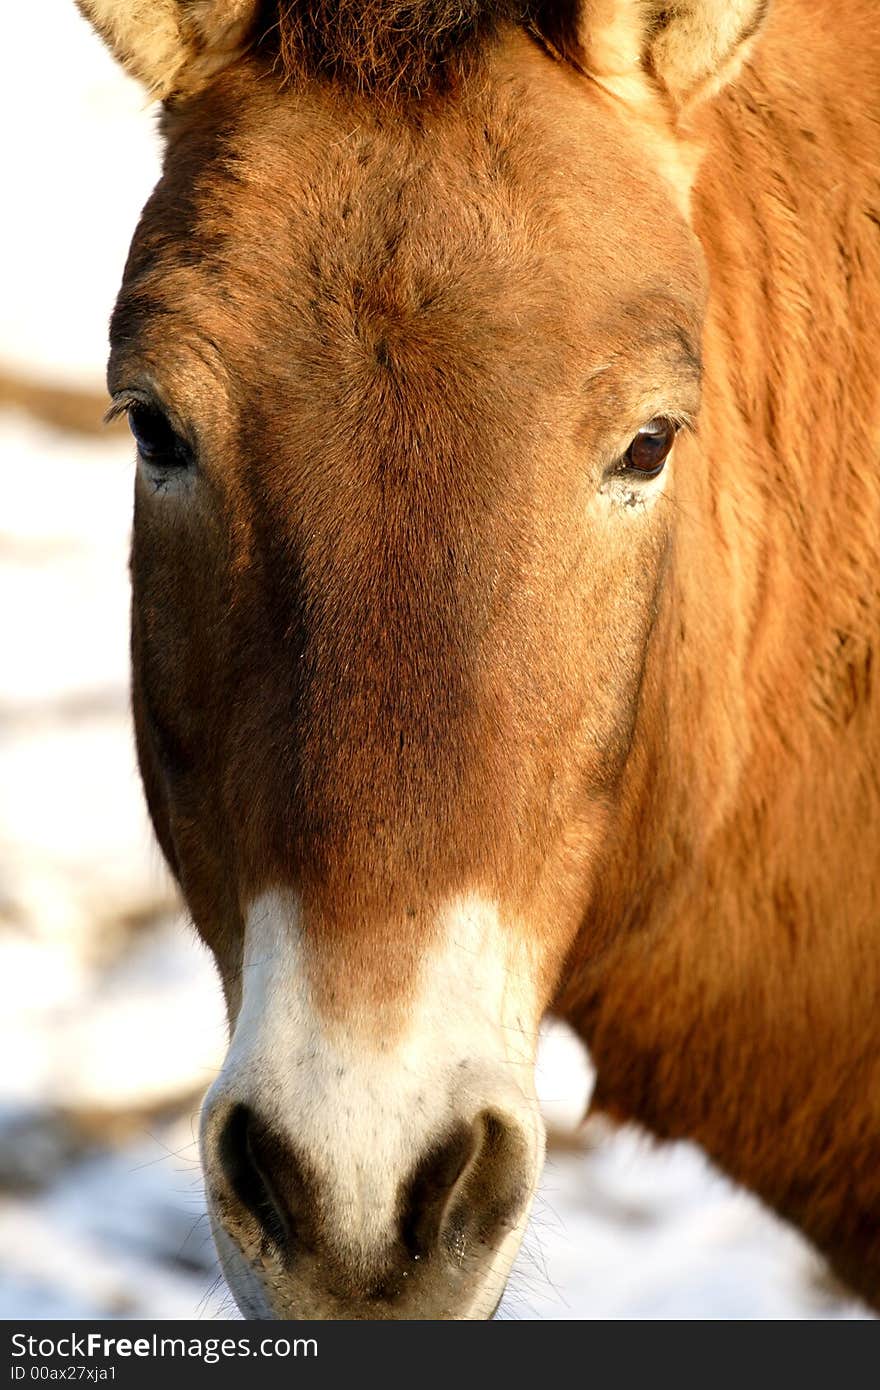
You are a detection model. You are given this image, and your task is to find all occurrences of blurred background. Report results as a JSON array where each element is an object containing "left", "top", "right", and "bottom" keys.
[{"left": 0, "top": 0, "right": 870, "bottom": 1322}]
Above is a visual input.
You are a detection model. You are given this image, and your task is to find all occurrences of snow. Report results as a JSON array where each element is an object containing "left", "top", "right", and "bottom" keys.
[
  {"left": 0, "top": 1, "right": 871, "bottom": 1324},
  {"left": 0, "top": 3, "right": 161, "bottom": 386}
]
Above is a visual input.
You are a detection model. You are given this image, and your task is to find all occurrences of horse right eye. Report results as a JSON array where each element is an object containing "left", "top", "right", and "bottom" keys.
[
  {"left": 621, "top": 417, "right": 678, "bottom": 477},
  {"left": 128, "top": 402, "right": 192, "bottom": 468}
]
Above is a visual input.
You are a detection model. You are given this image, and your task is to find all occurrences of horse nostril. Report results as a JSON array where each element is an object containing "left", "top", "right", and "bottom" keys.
[
  {"left": 439, "top": 1110, "right": 532, "bottom": 1258},
  {"left": 400, "top": 1110, "right": 532, "bottom": 1264},
  {"left": 217, "top": 1103, "right": 303, "bottom": 1257},
  {"left": 400, "top": 1120, "right": 476, "bottom": 1258}
]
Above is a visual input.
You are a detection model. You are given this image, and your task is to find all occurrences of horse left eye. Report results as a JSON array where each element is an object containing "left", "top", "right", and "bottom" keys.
[
  {"left": 621, "top": 417, "right": 678, "bottom": 476},
  {"left": 128, "top": 401, "right": 191, "bottom": 468}
]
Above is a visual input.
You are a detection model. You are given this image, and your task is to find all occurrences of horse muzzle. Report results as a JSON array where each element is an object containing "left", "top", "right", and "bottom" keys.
[
  {"left": 202, "top": 1096, "right": 539, "bottom": 1318},
  {"left": 198, "top": 889, "right": 546, "bottom": 1318}
]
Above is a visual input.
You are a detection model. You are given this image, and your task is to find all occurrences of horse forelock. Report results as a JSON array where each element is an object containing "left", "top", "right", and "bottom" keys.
[{"left": 254, "top": 0, "right": 579, "bottom": 95}]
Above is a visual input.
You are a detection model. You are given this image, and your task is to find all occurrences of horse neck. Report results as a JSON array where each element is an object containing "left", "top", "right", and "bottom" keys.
[{"left": 558, "top": 3, "right": 880, "bottom": 1305}]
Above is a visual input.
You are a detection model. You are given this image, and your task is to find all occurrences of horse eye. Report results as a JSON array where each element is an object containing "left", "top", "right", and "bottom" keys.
[
  {"left": 128, "top": 402, "right": 191, "bottom": 468},
  {"left": 621, "top": 417, "right": 678, "bottom": 477}
]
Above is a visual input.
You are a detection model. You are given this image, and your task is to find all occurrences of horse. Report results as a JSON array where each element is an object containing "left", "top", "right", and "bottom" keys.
[{"left": 76, "top": 0, "right": 880, "bottom": 1318}]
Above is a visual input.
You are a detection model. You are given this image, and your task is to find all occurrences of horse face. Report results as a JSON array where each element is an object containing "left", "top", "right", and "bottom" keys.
[{"left": 108, "top": 28, "right": 704, "bottom": 1319}]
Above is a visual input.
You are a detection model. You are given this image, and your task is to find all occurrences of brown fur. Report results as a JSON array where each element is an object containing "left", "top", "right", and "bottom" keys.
[
  {"left": 81, "top": 0, "right": 880, "bottom": 1316},
  {"left": 559, "top": 0, "right": 880, "bottom": 1300}
]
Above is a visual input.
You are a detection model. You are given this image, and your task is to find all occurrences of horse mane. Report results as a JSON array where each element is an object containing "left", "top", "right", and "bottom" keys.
[{"left": 254, "top": 0, "right": 579, "bottom": 96}]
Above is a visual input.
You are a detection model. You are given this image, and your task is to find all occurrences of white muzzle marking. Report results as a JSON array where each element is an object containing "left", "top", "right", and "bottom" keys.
[{"left": 202, "top": 888, "right": 545, "bottom": 1308}]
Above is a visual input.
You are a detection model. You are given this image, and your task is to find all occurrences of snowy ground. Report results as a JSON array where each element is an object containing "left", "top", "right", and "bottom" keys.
[{"left": 0, "top": 0, "right": 872, "bottom": 1323}]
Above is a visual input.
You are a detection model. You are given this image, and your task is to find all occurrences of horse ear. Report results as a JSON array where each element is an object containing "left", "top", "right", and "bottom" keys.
[
  {"left": 76, "top": 0, "right": 259, "bottom": 99},
  {"left": 576, "top": 0, "right": 770, "bottom": 111}
]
